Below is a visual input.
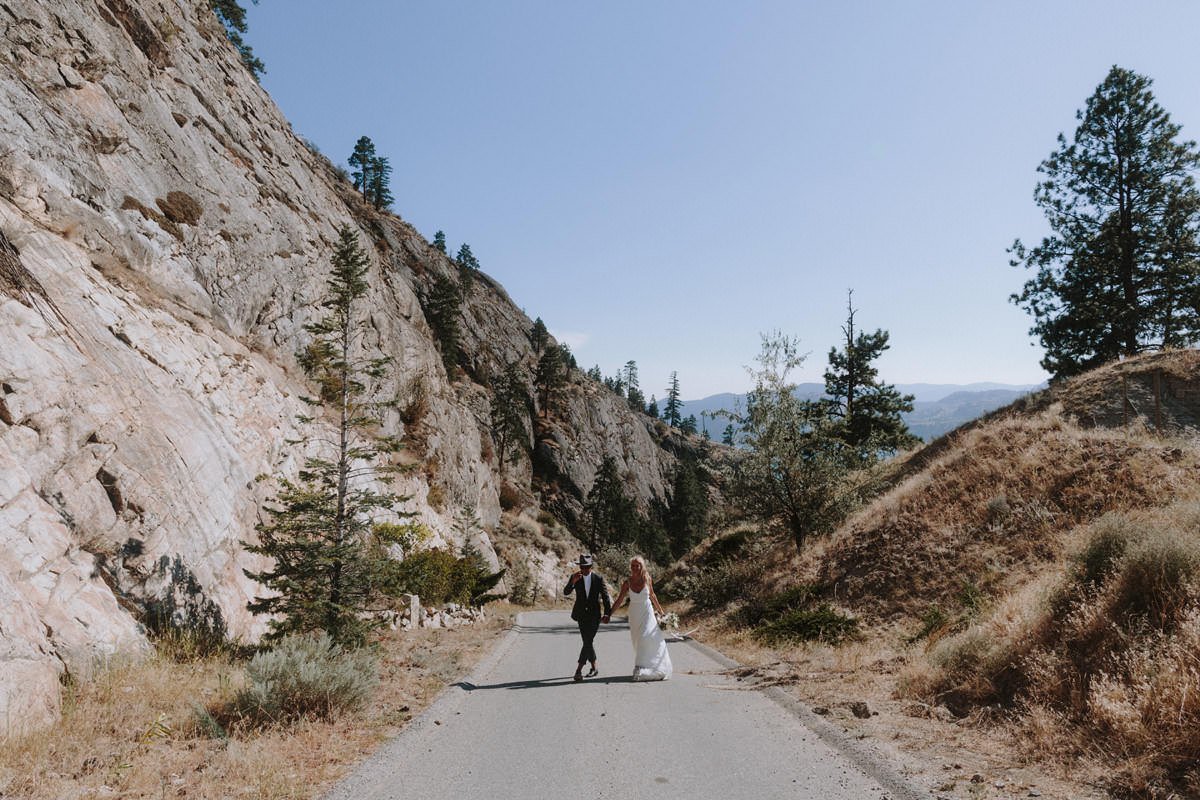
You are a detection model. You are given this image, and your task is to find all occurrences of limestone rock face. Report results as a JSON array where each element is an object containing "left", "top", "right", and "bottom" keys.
[{"left": 0, "top": 0, "right": 717, "bottom": 734}]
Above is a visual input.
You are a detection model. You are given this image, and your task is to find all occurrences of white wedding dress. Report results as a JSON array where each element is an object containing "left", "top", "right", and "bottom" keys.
[{"left": 627, "top": 586, "right": 672, "bottom": 681}]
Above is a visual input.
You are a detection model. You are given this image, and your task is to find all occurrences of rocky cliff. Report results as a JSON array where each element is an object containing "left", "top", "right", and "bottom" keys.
[{"left": 0, "top": 0, "right": 707, "bottom": 735}]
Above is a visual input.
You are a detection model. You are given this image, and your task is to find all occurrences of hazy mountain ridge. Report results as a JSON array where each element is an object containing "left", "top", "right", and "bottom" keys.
[{"left": 681, "top": 383, "right": 1043, "bottom": 441}]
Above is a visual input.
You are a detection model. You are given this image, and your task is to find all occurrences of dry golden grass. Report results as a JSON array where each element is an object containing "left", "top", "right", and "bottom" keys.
[
  {"left": 671, "top": 351, "right": 1200, "bottom": 798},
  {"left": 0, "top": 612, "right": 513, "bottom": 800}
]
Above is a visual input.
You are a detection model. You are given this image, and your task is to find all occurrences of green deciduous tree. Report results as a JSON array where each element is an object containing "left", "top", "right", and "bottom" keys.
[
  {"left": 1010, "top": 65, "right": 1200, "bottom": 378},
  {"left": 730, "top": 333, "right": 859, "bottom": 553},
  {"left": 823, "top": 291, "right": 918, "bottom": 457},
  {"left": 348, "top": 137, "right": 377, "bottom": 203},
  {"left": 244, "top": 226, "right": 409, "bottom": 647},
  {"left": 210, "top": 0, "right": 264, "bottom": 79}
]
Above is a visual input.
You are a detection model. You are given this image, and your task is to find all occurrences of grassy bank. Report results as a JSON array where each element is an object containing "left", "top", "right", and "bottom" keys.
[{"left": 0, "top": 612, "right": 512, "bottom": 800}]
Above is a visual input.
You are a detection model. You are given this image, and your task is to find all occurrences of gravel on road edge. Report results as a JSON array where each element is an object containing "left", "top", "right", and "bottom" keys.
[{"left": 685, "top": 636, "right": 931, "bottom": 800}]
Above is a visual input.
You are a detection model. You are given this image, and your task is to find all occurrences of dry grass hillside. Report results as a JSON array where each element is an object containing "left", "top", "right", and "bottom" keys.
[{"left": 671, "top": 350, "right": 1200, "bottom": 799}]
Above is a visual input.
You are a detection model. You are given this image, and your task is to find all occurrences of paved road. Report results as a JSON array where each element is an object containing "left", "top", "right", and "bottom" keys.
[{"left": 324, "top": 611, "right": 909, "bottom": 800}]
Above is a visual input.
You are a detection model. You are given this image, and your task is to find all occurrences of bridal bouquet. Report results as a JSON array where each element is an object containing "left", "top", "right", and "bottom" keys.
[{"left": 657, "top": 611, "right": 680, "bottom": 631}]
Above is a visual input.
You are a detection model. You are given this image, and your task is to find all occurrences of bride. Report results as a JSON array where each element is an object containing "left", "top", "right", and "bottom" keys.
[{"left": 604, "top": 556, "right": 673, "bottom": 681}]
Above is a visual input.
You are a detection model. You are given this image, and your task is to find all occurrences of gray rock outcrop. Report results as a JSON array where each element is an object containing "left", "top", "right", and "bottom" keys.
[{"left": 0, "top": 0, "right": 715, "bottom": 735}]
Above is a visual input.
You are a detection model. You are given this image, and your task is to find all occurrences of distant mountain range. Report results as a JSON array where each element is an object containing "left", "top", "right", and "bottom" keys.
[{"left": 679, "top": 382, "right": 1045, "bottom": 443}]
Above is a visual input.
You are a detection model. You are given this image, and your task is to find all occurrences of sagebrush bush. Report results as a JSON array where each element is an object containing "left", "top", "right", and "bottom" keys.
[
  {"left": 736, "top": 585, "right": 817, "bottom": 626},
  {"left": 753, "top": 604, "right": 858, "bottom": 645},
  {"left": 223, "top": 633, "right": 377, "bottom": 727}
]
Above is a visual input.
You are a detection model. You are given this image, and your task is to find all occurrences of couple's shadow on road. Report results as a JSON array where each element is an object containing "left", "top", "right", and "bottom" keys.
[{"left": 455, "top": 674, "right": 635, "bottom": 691}]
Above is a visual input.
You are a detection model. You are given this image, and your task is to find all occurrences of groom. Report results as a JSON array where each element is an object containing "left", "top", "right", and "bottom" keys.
[{"left": 563, "top": 553, "right": 612, "bottom": 682}]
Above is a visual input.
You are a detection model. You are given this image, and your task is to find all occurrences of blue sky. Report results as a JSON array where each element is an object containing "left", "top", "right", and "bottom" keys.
[{"left": 245, "top": 1, "right": 1200, "bottom": 399}]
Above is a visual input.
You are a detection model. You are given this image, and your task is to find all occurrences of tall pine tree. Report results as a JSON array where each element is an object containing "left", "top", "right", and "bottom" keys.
[
  {"left": 490, "top": 362, "right": 531, "bottom": 471},
  {"left": 534, "top": 343, "right": 568, "bottom": 416},
  {"left": 348, "top": 136, "right": 377, "bottom": 203},
  {"left": 823, "top": 291, "right": 917, "bottom": 457},
  {"left": 663, "top": 372, "right": 683, "bottom": 426},
  {"left": 368, "top": 155, "right": 393, "bottom": 210},
  {"left": 425, "top": 274, "right": 462, "bottom": 375},
  {"left": 432, "top": 231, "right": 447, "bottom": 253},
  {"left": 244, "top": 227, "right": 409, "bottom": 647},
  {"left": 210, "top": 0, "right": 264, "bottom": 79},
  {"left": 1010, "top": 66, "right": 1200, "bottom": 378}
]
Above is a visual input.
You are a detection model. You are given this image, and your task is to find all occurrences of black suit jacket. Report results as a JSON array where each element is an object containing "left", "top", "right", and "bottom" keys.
[{"left": 563, "top": 572, "right": 612, "bottom": 623}]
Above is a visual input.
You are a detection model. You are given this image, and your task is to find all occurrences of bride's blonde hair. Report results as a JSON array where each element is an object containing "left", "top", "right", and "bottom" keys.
[{"left": 630, "top": 555, "right": 650, "bottom": 582}]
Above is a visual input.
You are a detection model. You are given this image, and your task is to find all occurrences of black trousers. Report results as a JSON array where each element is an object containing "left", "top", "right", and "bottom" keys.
[{"left": 576, "top": 617, "right": 600, "bottom": 665}]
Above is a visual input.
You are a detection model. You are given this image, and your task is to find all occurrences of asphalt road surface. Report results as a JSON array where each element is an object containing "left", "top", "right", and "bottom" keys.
[{"left": 324, "top": 611, "right": 912, "bottom": 800}]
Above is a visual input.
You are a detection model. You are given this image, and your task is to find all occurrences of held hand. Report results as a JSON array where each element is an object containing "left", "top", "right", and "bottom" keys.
[{"left": 601, "top": 615, "right": 610, "bottom": 624}]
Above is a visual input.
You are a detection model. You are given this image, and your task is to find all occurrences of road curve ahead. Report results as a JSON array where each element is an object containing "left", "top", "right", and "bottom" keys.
[{"left": 324, "top": 611, "right": 903, "bottom": 800}]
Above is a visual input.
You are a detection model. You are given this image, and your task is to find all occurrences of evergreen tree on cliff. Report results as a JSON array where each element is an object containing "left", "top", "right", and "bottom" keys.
[
  {"left": 489, "top": 362, "right": 531, "bottom": 471},
  {"left": 211, "top": 0, "right": 265, "bottom": 79},
  {"left": 368, "top": 156, "right": 393, "bottom": 211},
  {"left": 456, "top": 243, "right": 479, "bottom": 291},
  {"left": 1010, "top": 66, "right": 1200, "bottom": 378},
  {"left": 823, "top": 291, "right": 917, "bottom": 458},
  {"left": 583, "top": 457, "right": 635, "bottom": 553},
  {"left": 665, "top": 453, "right": 708, "bottom": 557},
  {"left": 529, "top": 317, "right": 550, "bottom": 353},
  {"left": 663, "top": 372, "right": 683, "bottom": 426},
  {"left": 426, "top": 274, "right": 462, "bottom": 375},
  {"left": 245, "top": 227, "right": 408, "bottom": 647},
  {"left": 348, "top": 137, "right": 377, "bottom": 203},
  {"left": 432, "top": 231, "right": 447, "bottom": 253},
  {"left": 534, "top": 343, "right": 568, "bottom": 415}
]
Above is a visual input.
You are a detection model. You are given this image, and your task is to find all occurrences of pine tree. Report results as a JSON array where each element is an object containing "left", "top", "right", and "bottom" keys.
[
  {"left": 582, "top": 457, "right": 635, "bottom": 553},
  {"left": 368, "top": 156, "right": 393, "bottom": 210},
  {"left": 1010, "top": 66, "right": 1200, "bottom": 378},
  {"left": 529, "top": 317, "right": 550, "bottom": 353},
  {"left": 623, "top": 360, "right": 645, "bottom": 411},
  {"left": 586, "top": 365, "right": 603, "bottom": 382},
  {"left": 823, "top": 291, "right": 918, "bottom": 457},
  {"left": 490, "top": 362, "right": 531, "bottom": 471},
  {"left": 425, "top": 274, "right": 462, "bottom": 375},
  {"left": 679, "top": 414, "right": 698, "bottom": 435},
  {"left": 647, "top": 395, "right": 660, "bottom": 418},
  {"left": 663, "top": 372, "right": 683, "bottom": 426},
  {"left": 456, "top": 243, "right": 479, "bottom": 292},
  {"left": 244, "top": 226, "right": 409, "bottom": 647},
  {"left": 432, "top": 231, "right": 447, "bottom": 253},
  {"left": 722, "top": 424, "right": 736, "bottom": 446},
  {"left": 534, "top": 344, "right": 567, "bottom": 416},
  {"left": 210, "top": 0, "right": 265, "bottom": 79},
  {"left": 348, "top": 137, "right": 377, "bottom": 202},
  {"left": 665, "top": 454, "right": 708, "bottom": 557}
]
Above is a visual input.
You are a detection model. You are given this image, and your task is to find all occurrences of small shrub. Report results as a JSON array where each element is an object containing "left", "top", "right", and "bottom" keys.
[
  {"left": 985, "top": 493, "right": 1012, "bottom": 524},
  {"left": 506, "top": 558, "right": 537, "bottom": 606},
  {"left": 754, "top": 604, "right": 858, "bottom": 645},
  {"left": 1109, "top": 530, "right": 1200, "bottom": 630},
  {"left": 1074, "top": 513, "right": 1136, "bottom": 588},
  {"left": 156, "top": 191, "right": 202, "bottom": 225},
  {"left": 677, "top": 557, "right": 764, "bottom": 611},
  {"left": 373, "top": 521, "right": 431, "bottom": 555},
  {"left": 736, "top": 585, "right": 818, "bottom": 626},
  {"left": 908, "top": 604, "right": 951, "bottom": 643},
  {"left": 222, "top": 634, "right": 376, "bottom": 727},
  {"left": 499, "top": 482, "right": 523, "bottom": 511}
]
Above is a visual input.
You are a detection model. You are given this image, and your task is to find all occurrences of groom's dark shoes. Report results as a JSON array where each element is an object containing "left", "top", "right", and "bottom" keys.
[
  {"left": 573, "top": 668, "right": 583, "bottom": 682},
  {"left": 586, "top": 665, "right": 598, "bottom": 678}
]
